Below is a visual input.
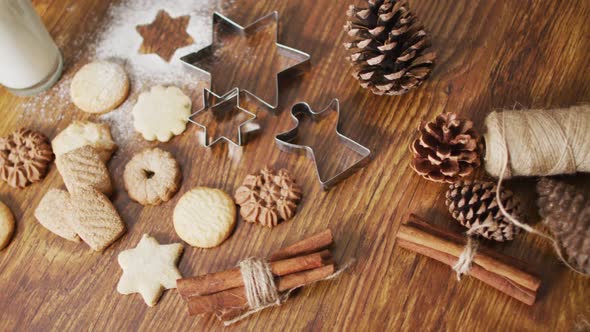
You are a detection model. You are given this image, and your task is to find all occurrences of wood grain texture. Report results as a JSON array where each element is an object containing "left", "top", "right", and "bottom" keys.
[{"left": 1, "top": 0, "right": 589, "bottom": 331}]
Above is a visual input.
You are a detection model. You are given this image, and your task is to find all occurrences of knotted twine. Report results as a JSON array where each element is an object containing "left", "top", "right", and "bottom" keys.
[
  {"left": 453, "top": 105, "right": 590, "bottom": 278},
  {"left": 239, "top": 258, "right": 282, "bottom": 309},
  {"left": 222, "top": 257, "right": 351, "bottom": 326},
  {"left": 452, "top": 222, "right": 493, "bottom": 280}
]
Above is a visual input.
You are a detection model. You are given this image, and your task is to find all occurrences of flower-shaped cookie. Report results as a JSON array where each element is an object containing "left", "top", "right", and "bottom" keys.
[
  {"left": 235, "top": 167, "right": 302, "bottom": 228},
  {"left": 0, "top": 128, "right": 54, "bottom": 188},
  {"left": 132, "top": 86, "right": 192, "bottom": 142}
]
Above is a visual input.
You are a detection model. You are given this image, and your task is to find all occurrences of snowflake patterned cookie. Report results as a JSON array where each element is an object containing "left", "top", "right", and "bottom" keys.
[
  {"left": 117, "top": 234, "right": 184, "bottom": 306},
  {"left": 132, "top": 86, "right": 192, "bottom": 142},
  {"left": 0, "top": 128, "right": 54, "bottom": 189}
]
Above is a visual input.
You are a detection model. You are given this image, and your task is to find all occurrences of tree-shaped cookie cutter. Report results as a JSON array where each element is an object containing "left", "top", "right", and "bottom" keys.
[
  {"left": 275, "top": 99, "right": 371, "bottom": 190},
  {"left": 188, "top": 88, "right": 257, "bottom": 147},
  {"left": 180, "top": 12, "right": 310, "bottom": 109}
]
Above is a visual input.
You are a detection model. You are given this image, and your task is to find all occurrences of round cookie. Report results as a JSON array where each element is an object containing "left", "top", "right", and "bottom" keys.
[
  {"left": 132, "top": 85, "right": 191, "bottom": 142},
  {"left": 70, "top": 61, "right": 130, "bottom": 114},
  {"left": 124, "top": 148, "right": 181, "bottom": 206},
  {"left": 0, "top": 201, "right": 15, "bottom": 250},
  {"left": 173, "top": 187, "right": 236, "bottom": 248}
]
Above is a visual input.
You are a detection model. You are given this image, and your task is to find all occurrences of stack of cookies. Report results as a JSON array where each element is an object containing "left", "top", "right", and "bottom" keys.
[{"left": 35, "top": 122, "right": 125, "bottom": 251}]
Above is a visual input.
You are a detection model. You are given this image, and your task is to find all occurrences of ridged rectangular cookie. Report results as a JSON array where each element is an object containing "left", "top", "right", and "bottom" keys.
[
  {"left": 56, "top": 146, "right": 113, "bottom": 195},
  {"left": 70, "top": 187, "right": 125, "bottom": 251},
  {"left": 34, "top": 189, "right": 79, "bottom": 242}
]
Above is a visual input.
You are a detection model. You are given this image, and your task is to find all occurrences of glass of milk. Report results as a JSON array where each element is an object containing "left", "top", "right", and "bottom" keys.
[{"left": 0, "top": 0, "right": 63, "bottom": 96}]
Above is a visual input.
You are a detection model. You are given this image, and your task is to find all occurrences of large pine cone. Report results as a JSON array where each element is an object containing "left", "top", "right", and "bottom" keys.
[
  {"left": 410, "top": 112, "right": 481, "bottom": 183},
  {"left": 537, "top": 178, "right": 590, "bottom": 275},
  {"left": 446, "top": 180, "right": 520, "bottom": 242},
  {"left": 344, "top": 0, "right": 436, "bottom": 95}
]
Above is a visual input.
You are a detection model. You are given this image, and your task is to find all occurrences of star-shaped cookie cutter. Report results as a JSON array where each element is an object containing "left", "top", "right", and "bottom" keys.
[
  {"left": 275, "top": 99, "right": 371, "bottom": 190},
  {"left": 180, "top": 11, "right": 310, "bottom": 109},
  {"left": 188, "top": 88, "right": 257, "bottom": 147}
]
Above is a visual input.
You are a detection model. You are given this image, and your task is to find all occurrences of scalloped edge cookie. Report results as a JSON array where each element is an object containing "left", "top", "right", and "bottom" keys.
[{"left": 132, "top": 85, "right": 191, "bottom": 142}]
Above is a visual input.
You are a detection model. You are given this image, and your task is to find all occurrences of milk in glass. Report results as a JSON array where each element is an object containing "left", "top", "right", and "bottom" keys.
[{"left": 0, "top": 0, "right": 63, "bottom": 95}]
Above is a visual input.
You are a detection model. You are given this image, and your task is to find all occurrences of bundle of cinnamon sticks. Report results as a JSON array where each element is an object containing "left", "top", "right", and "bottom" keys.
[
  {"left": 177, "top": 229, "right": 336, "bottom": 321},
  {"left": 397, "top": 214, "right": 541, "bottom": 305}
]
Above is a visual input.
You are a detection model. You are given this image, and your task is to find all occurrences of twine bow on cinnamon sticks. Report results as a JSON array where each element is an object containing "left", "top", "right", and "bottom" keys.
[
  {"left": 396, "top": 214, "right": 541, "bottom": 305},
  {"left": 177, "top": 230, "right": 343, "bottom": 325}
]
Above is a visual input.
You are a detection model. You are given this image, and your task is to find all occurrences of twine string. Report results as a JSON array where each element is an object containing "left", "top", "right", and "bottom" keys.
[
  {"left": 239, "top": 257, "right": 281, "bottom": 309},
  {"left": 221, "top": 258, "right": 353, "bottom": 326},
  {"left": 452, "top": 220, "right": 494, "bottom": 280},
  {"left": 493, "top": 110, "right": 587, "bottom": 276},
  {"left": 452, "top": 237, "right": 478, "bottom": 280}
]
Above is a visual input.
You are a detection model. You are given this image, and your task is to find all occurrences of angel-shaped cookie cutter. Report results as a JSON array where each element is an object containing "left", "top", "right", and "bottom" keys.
[
  {"left": 275, "top": 99, "right": 371, "bottom": 190},
  {"left": 180, "top": 11, "right": 310, "bottom": 109},
  {"left": 188, "top": 88, "right": 258, "bottom": 147}
]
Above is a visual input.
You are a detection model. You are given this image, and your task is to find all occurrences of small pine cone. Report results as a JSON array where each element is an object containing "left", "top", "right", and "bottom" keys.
[
  {"left": 445, "top": 180, "right": 520, "bottom": 242},
  {"left": 537, "top": 178, "right": 590, "bottom": 275},
  {"left": 344, "top": 0, "right": 436, "bottom": 95},
  {"left": 410, "top": 112, "right": 481, "bottom": 183}
]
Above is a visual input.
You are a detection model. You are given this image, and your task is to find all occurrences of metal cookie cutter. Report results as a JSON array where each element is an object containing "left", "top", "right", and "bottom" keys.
[
  {"left": 275, "top": 99, "right": 371, "bottom": 190},
  {"left": 180, "top": 11, "right": 310, "bottom": 109},
  {"left": 188, "top": 88, "right": 258, "bottom": 147}
]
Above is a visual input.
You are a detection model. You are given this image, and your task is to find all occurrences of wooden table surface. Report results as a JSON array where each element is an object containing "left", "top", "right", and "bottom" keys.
[{"left": 1, "top": 0, "right": 589, "bottom": 331}]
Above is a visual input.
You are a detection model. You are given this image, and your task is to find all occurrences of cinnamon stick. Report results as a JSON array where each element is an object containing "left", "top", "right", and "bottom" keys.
[
  {"left": 177, "top": 250, "right": 332, "bottom": 299},
  {"left": 405, "top": 214, "right": 540, "bottom": 292},
  {"left": 187, "top": 264, "right": 335, "bottom": 316},
  {"left": 397, "top": 238, "right": 536, "bottom": 305},
  {"left": 396, "top": 214, "right": 541, "bottom": 305},
  {"left": 270, "top": 229, "right": 333, "bottom": 261}
]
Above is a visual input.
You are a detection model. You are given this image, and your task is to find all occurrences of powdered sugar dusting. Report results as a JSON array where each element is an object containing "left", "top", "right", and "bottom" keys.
[
  {"left": 92, "top": 0, "right": 216, "bottom": 93},
  {"left": 92, "top": 0, "right": 220, "bottom": 143},
  {"left": 19, "top": 0, "right": 231, "bottom": 144},
  {"left": 19, "top": 77, "right": 71, "bottom": 123},
  {"left": 100, "top": 100, "right": 136, "bottom": 145}
]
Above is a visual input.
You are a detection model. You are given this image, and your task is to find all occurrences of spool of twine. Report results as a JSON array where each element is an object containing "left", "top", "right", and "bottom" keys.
[
  {"left": 484, "top": 105, "right": 590, "bottom": 178},
  {"left": 483, "top": 104, "right": 589, "bottom": 275}
]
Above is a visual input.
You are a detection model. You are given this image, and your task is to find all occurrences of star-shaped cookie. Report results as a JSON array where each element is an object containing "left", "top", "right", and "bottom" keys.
[
  {"left": 136, "top": 10, "right": 194, "bottom": 62},
  {"left": 117, "top": 234, "right": 184, "bottom": 306}
]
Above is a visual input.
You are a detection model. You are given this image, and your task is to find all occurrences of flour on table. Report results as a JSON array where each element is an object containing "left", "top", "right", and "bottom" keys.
[
  {"left": 94, "top": 0, "right": 219, "bottom": 143},
  {"left": 19, "top": 77, "right": 70, "bottom": 123},
  {"left": 19, "top": 0, "right": 227, "bottom": 144},
  {"left": 92, "top": 0, "right": 217, "bottom": 92}
]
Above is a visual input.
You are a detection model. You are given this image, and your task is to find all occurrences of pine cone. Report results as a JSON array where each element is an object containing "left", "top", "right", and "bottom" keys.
[
  {"left": 410, "top": 112, "right": 481, "bottom": 183},
  {"left": 537, "top": 178, "right": 590, "bottom": 275},
  {"left": 445, "top": 180, "right": 520, "bottom": 242},
  {"left": 344, "top": 0, "right": 436, "bottom": 95}
]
